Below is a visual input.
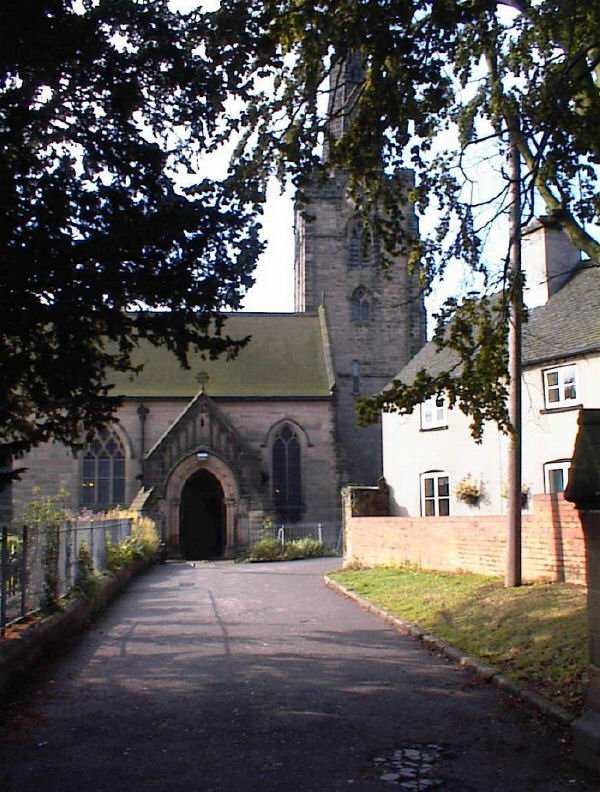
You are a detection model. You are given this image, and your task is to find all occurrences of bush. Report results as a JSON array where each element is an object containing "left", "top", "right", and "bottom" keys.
[
  {"left": 244, "top": 535, "right": 283, "bottom": 562},
  {"left": 104, "top": 510, "right": 160, "bottom": 570},
  {"left": 283, "top": 537, "right": 326, "bottom": 560},
  {"left": 21, "top": 486, "right": 73, "bottom": 613},
  {"left": 244, "top": 534, "right": 329, "bottom": 562},
  {"left": 74, "top": 541, "right": 104, "bottom": 603},
  {"left": 106, "top": 536, "right": 144, "bottom": 571}
]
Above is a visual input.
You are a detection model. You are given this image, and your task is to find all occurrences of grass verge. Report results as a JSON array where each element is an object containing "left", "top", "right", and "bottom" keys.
[{"left": 329, "top": 565, "right": 588, "bottom": 714}]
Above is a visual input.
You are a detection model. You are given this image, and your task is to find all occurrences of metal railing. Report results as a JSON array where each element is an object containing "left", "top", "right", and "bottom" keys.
[{"left": 0, "top": 517, "right": 132, "bottom": 636}]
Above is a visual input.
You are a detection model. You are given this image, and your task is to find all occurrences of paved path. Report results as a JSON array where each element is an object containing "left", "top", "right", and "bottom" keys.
[{"left": 1, "top": 559, "right": 597, "bottom": 791}]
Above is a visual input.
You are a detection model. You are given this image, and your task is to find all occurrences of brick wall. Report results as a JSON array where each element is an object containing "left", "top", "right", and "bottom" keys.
[{"left": 343, "top": 492, "right": 587, "bottom": 585}]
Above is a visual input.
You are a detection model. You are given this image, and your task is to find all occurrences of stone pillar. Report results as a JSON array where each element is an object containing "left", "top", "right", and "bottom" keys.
[
  {"left": 565, "top": 409, "right": 600, "bottom": 772},
  {"left": 223, "top": 497, "right": 236, "bottom": 558}
]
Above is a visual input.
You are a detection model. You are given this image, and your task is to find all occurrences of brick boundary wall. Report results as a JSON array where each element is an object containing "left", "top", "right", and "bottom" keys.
[{"left": 343, "top": 492, "right": 587, "bottom": 585}]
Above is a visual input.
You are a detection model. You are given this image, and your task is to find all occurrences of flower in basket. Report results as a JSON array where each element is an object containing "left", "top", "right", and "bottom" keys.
[
  {"left": 455, "top": 476, "right": 482, "bottom": 505},
  {"left": 501, "top": 482, "right": 530, "bottom": 506}
]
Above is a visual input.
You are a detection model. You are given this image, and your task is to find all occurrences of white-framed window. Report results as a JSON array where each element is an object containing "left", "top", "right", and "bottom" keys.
[
  {"left": 543, "top": 365, "right": 577, "bottom": 408},
  {"left": 420, "top": 394, "right": 447, "bottom": 430},
  {"left": 420, "top": 472, "right": 450, "bottom": 516},
  {"left": 544, "top": 460, "right": 572, "bottom": 494}
]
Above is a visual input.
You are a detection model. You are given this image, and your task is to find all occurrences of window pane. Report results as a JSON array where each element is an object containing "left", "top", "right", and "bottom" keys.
[
  {"left": 546, "top": 371, "right": 558, "bottom": 387},
  {"left": 439, "top": 498, "right": 450, "bottom": 516},
  {"left": 564, "top": 384, "right": 577, "bottom": 400},
  {"left": 438, "top": 477, "right": 449, "bottom": 497},
  {"left": 547, "top": 388, "right": 559, "bottom": 403},
  {"left": 424, "top": 500, "right": 435, "bottom": 516},
  {"left": 287, "top": 438, "right": 302, "bottom": 503},
  {"left": 548, "top": 469, "right": 565, "bottom": 493},
  {"left": 423, "top": 478, "right": 434, "bottom": 498},
  {"left": 113, "top": 478, "right": 125, "bottom": 505},
  {"left": 272, "top": 438, "right": 286, "bottom": 504}
]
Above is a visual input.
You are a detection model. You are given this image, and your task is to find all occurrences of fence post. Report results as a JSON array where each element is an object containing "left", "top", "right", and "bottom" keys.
[
  {"left": 89, "top": 519, "right": 95, "bottom": 569},
  {"left": 1, "top": 525, "right": 8, "bottom": 636},
  {"left": 65, "top": 520, "right": 72, "bottom": 592},
  {"left": 21, "top": 524, "right": 28, "bottom": 618}
]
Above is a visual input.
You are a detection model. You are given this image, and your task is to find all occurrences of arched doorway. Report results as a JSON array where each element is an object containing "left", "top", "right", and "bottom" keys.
[{"left": 179, "top": 469, "right": 225, "bottom": 559}]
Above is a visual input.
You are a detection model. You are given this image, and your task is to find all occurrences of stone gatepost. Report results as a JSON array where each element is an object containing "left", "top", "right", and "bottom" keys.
[{"left": 565, "top": 409, "right": 600, "bottom": 772}]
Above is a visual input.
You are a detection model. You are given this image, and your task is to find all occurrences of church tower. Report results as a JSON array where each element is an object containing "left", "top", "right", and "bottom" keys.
[{"left": 294, "top": 57, "right": 426, "bottom": 485}]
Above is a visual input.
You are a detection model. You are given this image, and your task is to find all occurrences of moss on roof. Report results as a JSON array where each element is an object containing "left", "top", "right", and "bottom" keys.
[{"left": 107, "top": 312, "right": 335, "bottom": 399}]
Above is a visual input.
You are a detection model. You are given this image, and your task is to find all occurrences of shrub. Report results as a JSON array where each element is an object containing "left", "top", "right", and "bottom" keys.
[
  {"left": 21, "top": 486, "right": 73, "bottom": 613},
  {"left": 244, "top": 534, "right": 329, "bottom": 562},
  {"left": 284, "top": 537, "right": 326, "bottom": 560},
  {"left": 74, "top": 541, "right": 104, "bottom": 603},
  {"left": 103, "top": 509, "right": 160, "bottom": 561},
  {"left": 245, "top": 535, "right": 283, "bottom": 562}
]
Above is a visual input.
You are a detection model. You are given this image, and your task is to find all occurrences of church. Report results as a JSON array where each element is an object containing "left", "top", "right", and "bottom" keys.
[{"left": 11, "top": 62, "right": 426, "bottom": 559}]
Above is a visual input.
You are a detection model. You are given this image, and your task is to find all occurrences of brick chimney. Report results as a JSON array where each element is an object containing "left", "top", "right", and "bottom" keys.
[{"left": 522, "top": 216, "right": 582, "bottom": 309}]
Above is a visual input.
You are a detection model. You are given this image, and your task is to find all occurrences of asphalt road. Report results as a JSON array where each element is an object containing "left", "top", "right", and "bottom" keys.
[{"left": 1, "top": 558, "right": 598, "bottom": 791}]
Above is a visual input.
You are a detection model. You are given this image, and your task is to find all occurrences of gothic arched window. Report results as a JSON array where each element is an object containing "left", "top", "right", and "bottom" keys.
[
  {"left": 351, "top": 286, "right": 370, "bottom": 323},
  {"left": 348, "top": 221, "right": 362, "bottom": 268},
  {"left": 348, "top": 218, "right": 378, "bottom": 268},
  {"left": 272, "top": 424, "right": 302, "bottom": 523},
  {"left": 81, "top": 427, "right": 126, "bottom": 510}
]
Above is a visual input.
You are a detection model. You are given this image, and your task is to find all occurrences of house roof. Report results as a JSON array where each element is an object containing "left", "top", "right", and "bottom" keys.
[
  {"left": 394, "top": 263, "right": 600, "bottom": 385},
  {"left": 524, "top": 264, "right": 600, "bottom": 365},
  {"left": 107, "top": 311, "right": 335, "bottom": 399}
]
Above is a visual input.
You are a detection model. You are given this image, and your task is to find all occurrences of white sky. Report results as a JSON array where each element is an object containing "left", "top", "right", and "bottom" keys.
[{"left": 240, "top": 182, "right": 295, "bottom": 313}]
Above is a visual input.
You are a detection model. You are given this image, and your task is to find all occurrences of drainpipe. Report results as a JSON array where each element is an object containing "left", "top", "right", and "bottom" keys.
[{"left": 137, "top": 404, "right": 149, "bottom": 482}]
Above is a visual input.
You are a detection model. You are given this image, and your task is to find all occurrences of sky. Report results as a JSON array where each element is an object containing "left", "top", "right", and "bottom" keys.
[{"left": 240, "top": 182, "right": 295, "bottom": 313}]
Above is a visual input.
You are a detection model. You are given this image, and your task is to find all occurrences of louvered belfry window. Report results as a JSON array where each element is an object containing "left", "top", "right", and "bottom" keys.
[
  {"left": 272, "top": 424, "right": 302, "bottom": 523},
  {"left": 82, "top": 427, "right": 126, "bottom": 510}
]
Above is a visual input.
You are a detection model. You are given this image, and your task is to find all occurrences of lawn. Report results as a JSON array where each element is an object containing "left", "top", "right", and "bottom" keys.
[{"left": 329, "top": 565, "right": 588, "bottom": 713}]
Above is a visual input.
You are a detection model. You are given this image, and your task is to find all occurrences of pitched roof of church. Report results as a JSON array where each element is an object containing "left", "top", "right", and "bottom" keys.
[
  {"left": 108, "top": 311, "right": 336, "bottom": 399},
  {"left": 393, "top": 263, "right": 600, "bottom": 386}
]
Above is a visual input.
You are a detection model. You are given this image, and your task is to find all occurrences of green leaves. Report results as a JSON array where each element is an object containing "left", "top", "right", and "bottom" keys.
[
  {"left": 0, "top": 1, "right": 264, "bottom": 485},
  {"left": 205, "top": 0, "right": 598, "bottom": 437},
  {"left": 357, "top": 292, "right": 513, "bottom": 440}
]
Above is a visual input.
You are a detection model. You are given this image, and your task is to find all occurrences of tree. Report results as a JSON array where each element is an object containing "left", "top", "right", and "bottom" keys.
[
  {"left": 0, "top": 1, "right": 263, "bottom": 486},
  {"left": 203, "top": 0, "right": 600, "bottom": 436}
]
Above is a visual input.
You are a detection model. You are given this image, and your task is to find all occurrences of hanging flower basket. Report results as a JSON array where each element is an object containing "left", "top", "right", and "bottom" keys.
[
  {"left": 501, "top": 483, "right": 530, "bottom": 507},
  {"left": 455, "top": 477, "right": 482, "bottom": 505}
]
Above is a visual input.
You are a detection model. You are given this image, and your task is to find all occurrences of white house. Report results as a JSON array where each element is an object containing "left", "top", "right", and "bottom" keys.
[{"left": 381, "top": 218, "right": 600, "bottom": 518}]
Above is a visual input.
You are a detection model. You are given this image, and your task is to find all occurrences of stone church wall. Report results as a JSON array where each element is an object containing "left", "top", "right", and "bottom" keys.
[
  {"left": 10, "top": 395, "right": 341, "bottom": 529},
  {"left": 12, "top": 443, "right": 80, "bottom": 519}
]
